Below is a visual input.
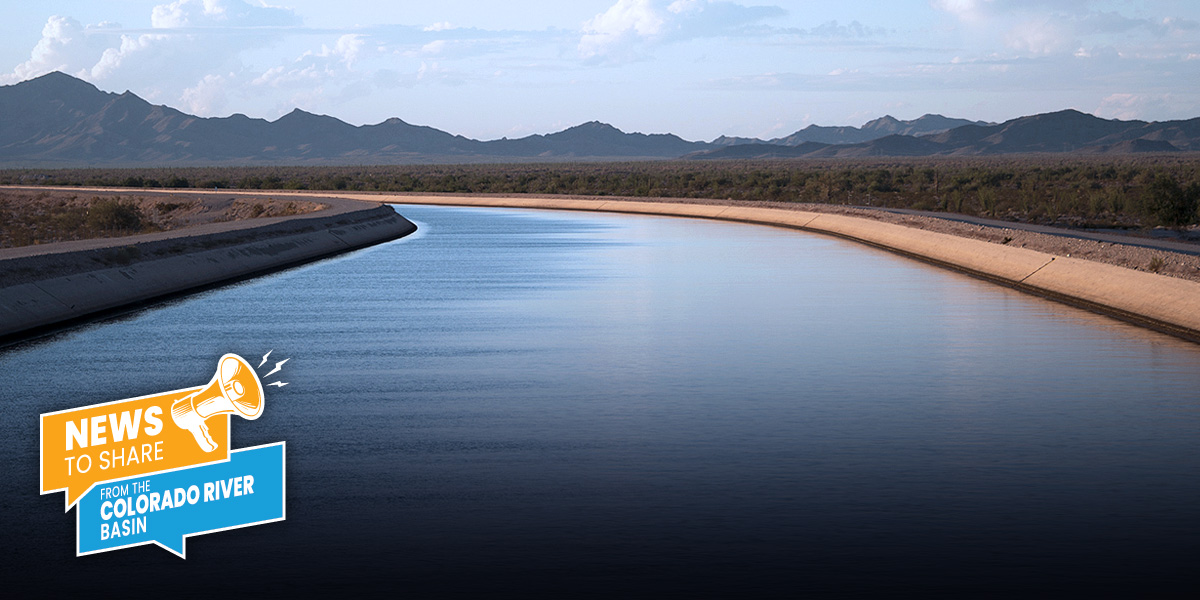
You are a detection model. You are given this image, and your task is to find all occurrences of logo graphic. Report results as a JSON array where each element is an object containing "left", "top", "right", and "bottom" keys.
[
  {"left": 171, "top": 354, "right": 264, "bottom": 452},
  {"left": 40, "top": 352, "right": 288, "bottom": 558}
]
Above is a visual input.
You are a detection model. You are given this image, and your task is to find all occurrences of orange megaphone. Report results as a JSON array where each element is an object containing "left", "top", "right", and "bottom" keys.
[{"left": 171, "top": 354, "right": 264, "bottom": 452}]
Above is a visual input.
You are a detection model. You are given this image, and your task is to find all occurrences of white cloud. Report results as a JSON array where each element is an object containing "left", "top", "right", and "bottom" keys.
[
  {"left": 579, "top": 0, "right": 786, "bottom": 62},
  {"left": 668, "top": 0, "right": 702, "bottom": 15},
  {"left": 249, "top": 33, "right": 372, "bottom": 101},
  {"left": 180, "top": 72, "right": 231, "bottom": 114},
  {"left": 932, "top": 0, "right": 1200, "bottom": 60},
  {"left": 332, "top": 34, "right": 366, "bottom": 67},
  {"left": 803, "top": 20, "right": 888, "bottom": 38},
  {"left": 1004, "top": 18, "right": 1076, "bottom": 55},
  {"left": 151, "top": 0, "right": 298, "bottom": 28},
  {"left": 930, "top": 0, "right": 994, "bottom": 23},
  {"left": 420, "top": 40, "right": 448, "bottom": 55},
  {"left": 5, "top": 0, "right": 301, "bottom": 90},
  {"left": 252, "top": 64, "right": 315, "bottom": 88},
  {"left": 2, "top": 0, "right": 313, "bottom": 114},
  {"left": 1095, "top": 93, "right": 1148, "bottom": 120},
  {"left": 90, "top": 32, "right": 167, "bottom": 80},
  {"left": 1092, "top": 92, "right": 1194, "bottom": 122},
  {"left": 417, "top": 61, "right": 447, "bottom": 81},
  {"left": 932, "top": 0, "right": 1093, "bottom": 20},
  {"left": 579, "top": 0, "right": 666, "bottom": 60},
  {"left": 1, "top": 16, "right": 110, "bottom": 84}
]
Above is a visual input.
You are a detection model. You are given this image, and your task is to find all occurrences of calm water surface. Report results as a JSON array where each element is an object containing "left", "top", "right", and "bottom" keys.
[{"left": 3, "top": 205, "right": 1200, "bottom": 596}]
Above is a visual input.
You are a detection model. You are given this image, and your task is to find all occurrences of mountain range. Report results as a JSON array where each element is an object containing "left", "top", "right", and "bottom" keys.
[
  {"left": 710, "top": 114, "right": 993, "bottom": 147},
  {"left": 0, "top": 71, "right": 1196, "bottom": 167}
]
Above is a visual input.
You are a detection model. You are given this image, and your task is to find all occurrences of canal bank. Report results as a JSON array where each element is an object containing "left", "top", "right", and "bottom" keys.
[
  {"left": 0, "top": 200, "right": 415, "bottom": 344},
  {"left": 355, "top": 194, "right": 1200, "bottom": 344},
  {"left": 3, "top": 187, "right": 1198, "bottom": 345}
]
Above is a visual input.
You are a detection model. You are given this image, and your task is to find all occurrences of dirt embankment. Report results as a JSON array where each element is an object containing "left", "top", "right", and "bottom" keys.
[{"left": 0, "top": 188, "right": 326, "bottom": 249}]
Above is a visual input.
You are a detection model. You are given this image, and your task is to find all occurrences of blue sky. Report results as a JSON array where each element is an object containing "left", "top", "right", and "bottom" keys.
[{"left": 2, "top": 1, "right": 1198, "bottom": 141}]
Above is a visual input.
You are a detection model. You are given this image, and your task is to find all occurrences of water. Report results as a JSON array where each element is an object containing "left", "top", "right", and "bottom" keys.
[{"left": 3, "top": 204, "right": 1200, "bottom": 596}]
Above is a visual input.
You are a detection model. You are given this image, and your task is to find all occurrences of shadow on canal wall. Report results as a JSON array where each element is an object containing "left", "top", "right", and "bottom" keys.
[{"left": 0, "top": 204, "right": 414, "bottom": 345}]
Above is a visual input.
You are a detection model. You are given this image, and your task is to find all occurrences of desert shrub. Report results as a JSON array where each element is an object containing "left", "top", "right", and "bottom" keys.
[
  {"left": 3, "top": 155, "right": 1198, "bottom": 227},
  {"left": 1145, "top": 174, "right": 1200, "bottom": 227},
  {"left": 86, "top": 198, "right": 144, "bottom": 232}
]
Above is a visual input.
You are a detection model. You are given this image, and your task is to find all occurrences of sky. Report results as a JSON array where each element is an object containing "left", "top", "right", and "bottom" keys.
[{"left": 1, "top": 0, "right": 1198, "bottom": 141}]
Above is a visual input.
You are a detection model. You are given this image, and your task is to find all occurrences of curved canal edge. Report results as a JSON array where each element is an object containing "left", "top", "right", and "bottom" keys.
[
  {"left": 0, "top": 203, "right": 415, "bottom": 345},
  {"left": 359, "top": 194, "right": 1200, "bottom": 344}
]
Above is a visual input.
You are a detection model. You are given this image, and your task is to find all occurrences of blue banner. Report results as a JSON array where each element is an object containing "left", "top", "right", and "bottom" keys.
[{"left": 76, "top": 443, "right": 285, "bottom": 557}]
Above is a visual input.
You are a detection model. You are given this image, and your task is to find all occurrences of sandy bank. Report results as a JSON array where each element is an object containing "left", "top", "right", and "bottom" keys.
[
  {"left": 352, "top": 194, "right": 1200, "bottom": 344},
  {"left": 0, "top": 197, "right": 415, "bottom": 344}
]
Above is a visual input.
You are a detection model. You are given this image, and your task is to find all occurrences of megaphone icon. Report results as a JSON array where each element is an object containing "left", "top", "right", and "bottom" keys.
[{"left": 171, "top": 354, "right": 264, "bottom": 452}]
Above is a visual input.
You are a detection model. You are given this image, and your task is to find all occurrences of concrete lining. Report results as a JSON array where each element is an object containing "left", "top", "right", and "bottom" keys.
[
  {"left": 0, "top": 203, "right": 415, "bottom": 344},
  {"left": 372, "top": 194, "right": 1200, "bottom": 343}
]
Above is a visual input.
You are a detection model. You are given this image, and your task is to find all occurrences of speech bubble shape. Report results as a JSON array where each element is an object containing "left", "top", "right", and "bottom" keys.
[
  {"left": 76, "top": 442, "right": 285, "bottom": 558},
  {"left": 41, "top": 387, "right": 230, "bottom": 508}
]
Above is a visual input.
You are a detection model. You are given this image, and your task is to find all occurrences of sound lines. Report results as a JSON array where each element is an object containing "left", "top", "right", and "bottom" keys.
[
  {"left": 263, "top": 359, "right": 288, "bottom": 378},
  {"left": 257, "top": 350, "right": 289, "bottom": 388}
]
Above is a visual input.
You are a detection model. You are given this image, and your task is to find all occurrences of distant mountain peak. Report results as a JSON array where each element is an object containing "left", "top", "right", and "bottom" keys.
[
  {"left": 112, "top": 89, "right": 151, "bottom": 106},
  {"left": 27, "top": 71, "right": 91, "bottom": 85},
  {"left": 14, "top": 70, "right": 103, "bottom": 97},
  {"left": 863, "top": 115, "right": 901, "bottom": 128},
  {"left": 1024, "top": 108, "right": 1108, "bottom": 122},
  {"left": 570, "top": 121, "right": 621, "bottom": 132},
  {"left": 548, "top": 121, "right": 628, "bottom": 141},
  {"left": 275, "top": 108, "right": 349, "bottom": 127}
]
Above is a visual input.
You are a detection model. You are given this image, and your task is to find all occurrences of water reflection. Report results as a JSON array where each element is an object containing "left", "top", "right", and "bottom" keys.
[{"left": 3, "top": 205, "right": 1200, "bottom": 596}]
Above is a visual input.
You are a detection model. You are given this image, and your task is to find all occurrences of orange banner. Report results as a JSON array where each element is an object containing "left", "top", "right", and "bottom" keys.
[{"left": 41, "top": 388, "right": 230, "bottom": 508}]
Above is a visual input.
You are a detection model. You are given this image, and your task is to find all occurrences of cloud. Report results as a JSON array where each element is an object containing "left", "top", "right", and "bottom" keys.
[
  {"left": 931, "top": 0, "right": 1200, "bottom": 59},
  {"left": 150, "top": 0, "right": 299, "bottom": 29},
  {"left": 929, "top": 0, "right": 993, "bottom": 23},
  {"left": 180, "top": 72, "right": 231, "bottom": 114},
  {"left": 800, "top": 20, "right": 888, "bottom": 38},
  {"left": 4, "top": 1, "right": 301, "bottom": 89},
  {"left": 931, "top": 0, "right": 1092, "bottom": 21},
  {"left": 251, "top": 35, "right": 365, "bottom": 90},
  {"left": 1004, "top": 17, "right": 1076, "bottom": 55},
  {"left": 2, "top": 16, "right": 113, "bottom": 84},
  {"left": 579, "top": 0, "right": 667, "bottom": 60},
  {"left": 665, "top": 0, "right": 787, "bottom": 37},
  {"left": 1, "top": 0, "right": 313, "bottom": 114},
  {"left": 332, "top": 34, "right": 366, "bottom": 67},
  {"left": 579, "top": 0, "right": 786, "bottom": 62},
  {"left": 705, "top": 45, "right": 1200, "bottom": 106},
  {"left": 1093, "top": 93, "right": 1191, "bottom": 122}
]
